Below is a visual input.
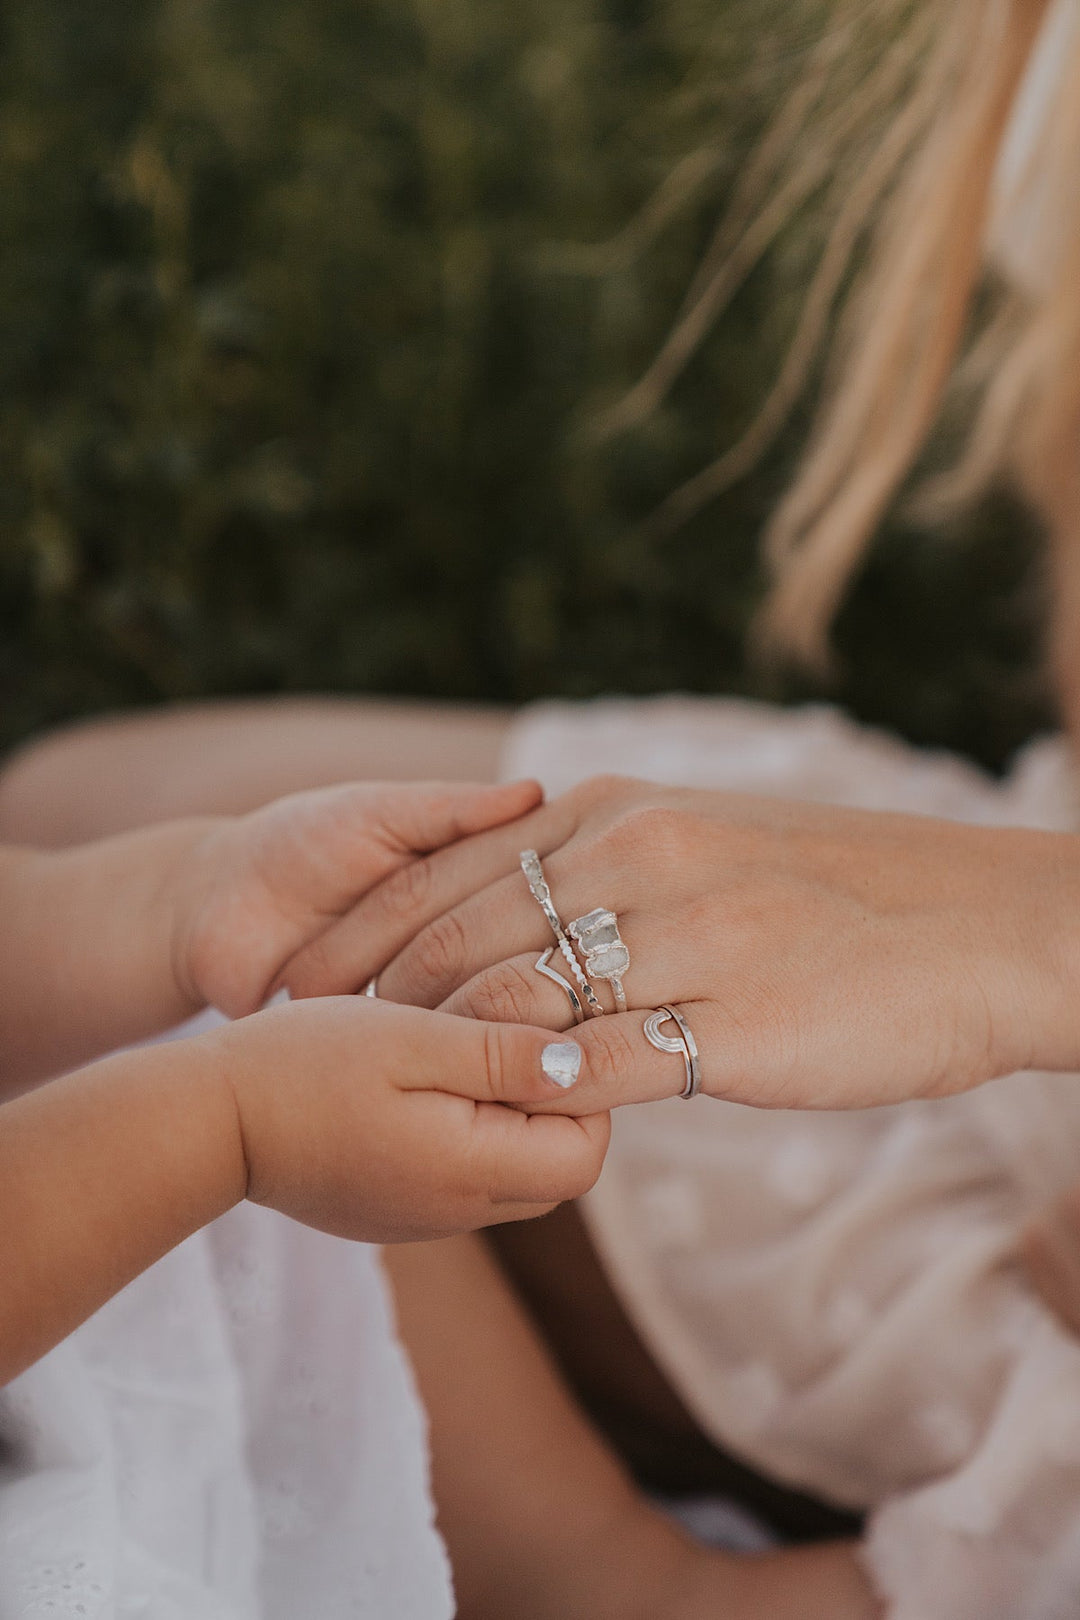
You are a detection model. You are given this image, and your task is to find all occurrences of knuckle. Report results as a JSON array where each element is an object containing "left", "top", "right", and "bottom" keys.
[
  {"left": 575, "top": 772, "right": 637, "bottom": 808},
  {"left": 481, "top": 1020, "right": 514, "bottom": 1103},
  {"left": 585, "top": 1019, "right": 639, "bottom": 1091},
  {"left": 602, "top": 804, "right": 697, "bottom": 866},
  {"left": 407, "top": 908, "right": 469, "bottom": 997},
  {"left": 460, "top": 960, "right": 537, "bottom": 1025}
]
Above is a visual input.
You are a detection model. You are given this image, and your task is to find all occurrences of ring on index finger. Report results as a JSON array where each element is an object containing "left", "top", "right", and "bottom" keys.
[
  {"left": 533, "top": 947, "right": 586, "bottom": 1025},
  {"left": 520, "top": 850, "right": 604, "bottom": 1017}
]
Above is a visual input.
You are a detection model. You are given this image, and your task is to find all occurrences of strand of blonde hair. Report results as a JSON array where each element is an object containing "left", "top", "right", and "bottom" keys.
[{"left": 755, "top": 0, "right": 1052, "bottom": 669}]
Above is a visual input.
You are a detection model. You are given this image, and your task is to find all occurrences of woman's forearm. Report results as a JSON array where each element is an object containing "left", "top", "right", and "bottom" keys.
[
  {"left": 0, "top": 1032, "right": 244, "bottom": 1384},
  {"left": 0, "top": 820, "right": 216, "bottom": 1089}
]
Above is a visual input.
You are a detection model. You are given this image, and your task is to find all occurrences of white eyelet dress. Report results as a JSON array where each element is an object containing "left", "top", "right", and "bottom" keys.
[{"left": 0, "top": 1012, "right": 454, "bottom": 1620}]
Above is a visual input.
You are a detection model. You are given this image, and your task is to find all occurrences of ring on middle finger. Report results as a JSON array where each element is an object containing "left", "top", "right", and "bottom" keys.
[{"left": 568, "top": 908, "right": 630, "bottom": 1014}]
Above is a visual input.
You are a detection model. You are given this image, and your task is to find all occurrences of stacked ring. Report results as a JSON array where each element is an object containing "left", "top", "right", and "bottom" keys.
[
  {"left": 533, "top": 947, "right": 586, "bottom": 1024},
  {"left": 520, "top": 850, "right": 605, "bottom": 1017},
  {"left": 643, "top": 1005, "right": 702, "bottom": 1100},
  {"left": 567, "top": 909, "right": 630, "bottom": 1014}
]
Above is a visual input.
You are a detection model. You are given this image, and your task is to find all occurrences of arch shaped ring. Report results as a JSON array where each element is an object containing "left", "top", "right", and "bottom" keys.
[{"left": 643, "top": 1005, "right": 702, "bottom": 1100}]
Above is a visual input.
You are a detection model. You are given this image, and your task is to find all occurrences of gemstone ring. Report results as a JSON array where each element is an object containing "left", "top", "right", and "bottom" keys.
[{"left": 568, "top": 908, "right": 630, "bottom": 1013}]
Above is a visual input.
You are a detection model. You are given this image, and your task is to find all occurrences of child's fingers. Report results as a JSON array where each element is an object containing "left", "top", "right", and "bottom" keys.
[
  {"left": 466, "top": 1106, "right": 611, "bottom": 1208},
  {"left": 382, "top": 1001, "right": 699, "bottom": 1114},
  {"left": 283, "top": 795, "right": 578, "bottom": 999},
  {"left": 367, "top": 778, "right": 543, "bottom": 855}
]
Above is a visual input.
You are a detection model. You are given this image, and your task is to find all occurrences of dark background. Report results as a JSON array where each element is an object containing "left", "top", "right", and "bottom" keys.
[{"left": 0, "top": 0, "right": 1054, "bottom": 770}]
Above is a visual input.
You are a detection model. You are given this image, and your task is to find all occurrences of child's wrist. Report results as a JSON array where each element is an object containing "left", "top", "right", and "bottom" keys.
[{"left": 159, "top": 817, "right": 232, "bottom": 1015}]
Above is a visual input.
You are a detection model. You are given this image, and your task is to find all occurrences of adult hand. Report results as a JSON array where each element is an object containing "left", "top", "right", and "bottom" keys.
[
  {"left": 210, "top": 996, "right": 609, "bottom": 1242},
  {"left": 170, "top": 778, "right": 541, "bottom": 1018},
  {"left": 282, "top": 775, "right": 1080, "bottom": 1112},
  {"left": 0, "top": 990, "right": 608, "bottom": 1382}
]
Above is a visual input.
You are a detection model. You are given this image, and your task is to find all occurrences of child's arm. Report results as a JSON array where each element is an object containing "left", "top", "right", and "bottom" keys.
[
  {"left": 0, "top": 995, "right": 606, "bottom": 1385},
  {"left": 0, "top": 779, "right": 541, "bottom": 1093},
  {"left": 0, "top": 1024, "right": 244, "bottom": 1378},
  {"left": 0, "top": 823, "right": 215, "bottom": 1089}
]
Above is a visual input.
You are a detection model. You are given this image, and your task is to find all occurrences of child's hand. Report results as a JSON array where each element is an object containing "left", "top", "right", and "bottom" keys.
[
  {"left": 173, "top": 780, "right": 541, "bottom": 1019},
  {"left": 209, "top": 996, "right": 609, "bottom": 1241},
  {"left": 0, "top": 984, "right": 605, "bottom": 1380}
]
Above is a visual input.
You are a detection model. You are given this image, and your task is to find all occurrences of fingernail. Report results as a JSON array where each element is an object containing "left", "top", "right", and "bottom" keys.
[{"left": 541, "top": 1041, "right": 582, "bottom": 1089}]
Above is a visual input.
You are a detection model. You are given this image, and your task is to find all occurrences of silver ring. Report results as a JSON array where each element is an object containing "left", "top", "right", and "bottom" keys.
[
  {"left": 364, "top": 977, "right": 379, "bottom": 998},
  {"left": 568, "top": 909, "right": 630, "bottom": 1013},
  {"left": 533, "top": 948, "right": 586, "bottom": 1025},
  {"left": 643, "top": 1005, "right": 702, "bottom": 1099},
  {"left": 520, "top": 850, "right": 605, "bottom": 1017}
]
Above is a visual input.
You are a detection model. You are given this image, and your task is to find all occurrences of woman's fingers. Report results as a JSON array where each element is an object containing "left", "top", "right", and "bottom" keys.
[
  {"left": 283, "top": 794, "right": 581, "bottom": 999},
  {"left": 375, "top": 845, "right": 639, "bottom": 1008},
  {"left": 377, "top": 873, "right": 554, "bottom": 1007},
  {"left": 440, "top": 951, "right": 591, "bottom": 1030}
]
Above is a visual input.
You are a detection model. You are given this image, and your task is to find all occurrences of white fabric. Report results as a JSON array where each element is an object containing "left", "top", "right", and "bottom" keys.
[
  {"left": 502, "top": 695, "right": 1080, "bottom": 1620},
  {"left": 0, "top": 1015, "right": 454, "bottom": 1620}
]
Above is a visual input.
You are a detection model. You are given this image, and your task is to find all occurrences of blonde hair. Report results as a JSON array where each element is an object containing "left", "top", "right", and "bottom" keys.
[{"left": 606, "top": 0, "right": 1080, "bottom": 698}]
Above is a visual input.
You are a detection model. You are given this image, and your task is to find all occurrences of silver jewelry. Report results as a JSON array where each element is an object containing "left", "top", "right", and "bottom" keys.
[
  {"left": 533, "top": 947, "right": 586, "bottom": 1025},
  {"left": 364, "top": 977, "right": 379, "bottom": 998},
  {"left": 643, "top": 1005, "right": 702, "bottom": 1100},
  {"left": 567, "top": 908, "right": 630, "bottom": 1013},
  {"left": 520, "top": 850, "right": 604, "bottom": 1017}
]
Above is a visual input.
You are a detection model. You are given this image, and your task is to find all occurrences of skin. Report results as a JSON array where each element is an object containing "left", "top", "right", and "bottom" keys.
[
  {"left": 388, "top": 1232, "right": 874, "bottom": 1620},
  {"left": 0, "top": 705, "right": 881, "bottom": 1619},
  {"left": 60, "top": 695, "right": 1064, "bottom": 1342},
  {"left": 0, "top": 776, "right": 615, "bottom": 1383},
  {"left": 284, "top": 772, "right": 1080, "bottom": 1112},
  {"left": 0, "top": 698, "right": 511, "bottom": 845},
  {"left": 15, "top": 696, "right": 1080, "bottom": 1605}
]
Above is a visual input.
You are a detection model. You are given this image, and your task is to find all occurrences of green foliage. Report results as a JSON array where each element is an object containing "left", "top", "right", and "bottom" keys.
[{"left": 0, "top": 0, "right": 1052, "bottom": 767}]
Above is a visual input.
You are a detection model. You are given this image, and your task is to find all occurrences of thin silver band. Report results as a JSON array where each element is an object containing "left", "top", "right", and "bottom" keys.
[
  {"left": 643, "top": 1004, "right": 702, "bottom": 1099},
  {"left": 533, "top": 947, "right": 586, "bottom": 1025},
  {"left": 364, "top": 977, "right": 379, "bottom": 999},
  {"left": 520, "top": 850, "right": 605, "bottom": 1017}
]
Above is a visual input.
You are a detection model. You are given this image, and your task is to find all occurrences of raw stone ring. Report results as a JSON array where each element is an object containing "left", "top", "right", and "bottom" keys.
[{"left": 567, "top": 908, "right": 630, "bottom": 1013}]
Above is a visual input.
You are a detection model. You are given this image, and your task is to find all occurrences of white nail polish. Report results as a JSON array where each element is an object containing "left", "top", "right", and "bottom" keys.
[{"left": 541, "top": 1041, "right": 582, "bottom": 1089}]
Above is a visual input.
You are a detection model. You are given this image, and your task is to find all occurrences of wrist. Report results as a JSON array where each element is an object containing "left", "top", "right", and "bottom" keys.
[
  {"left": 0, "top": 1031, "right": 247, "bottom": 1381},
  {"left": 160, "top": 816, "right": 232, "bottom": 1013}
]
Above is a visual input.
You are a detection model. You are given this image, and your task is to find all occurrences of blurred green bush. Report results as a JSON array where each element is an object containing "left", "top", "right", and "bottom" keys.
[{"left": 0, "top": 0, "right": 1053, "bottom": 768}]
